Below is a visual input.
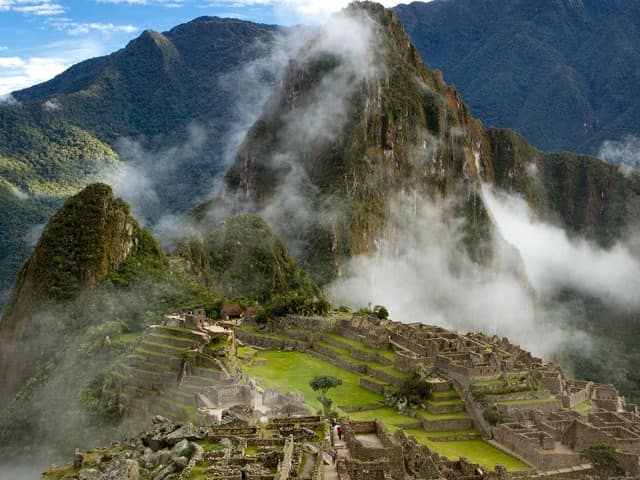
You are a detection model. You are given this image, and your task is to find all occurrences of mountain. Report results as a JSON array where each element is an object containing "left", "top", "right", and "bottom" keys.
[
  {"left": 0, "top": 16, "right": 281, "bottom": 310},
  {"left": 0, "top": 184, "right": 323, "bottom": 462},
  {"left": 395, "top": 0, "right": 640, "bottom": 155},
  {"left": 1, "top": 0, "right": 640, "bottom": 468},
  {"left": 220, "top": 1, "right": 640, "bottom": 280},
  {"left": 216, "top": 1, "right": 640, "bottom": 399},
  {"left": 0, "top": 183, "right": 164, "bottom": 408}
]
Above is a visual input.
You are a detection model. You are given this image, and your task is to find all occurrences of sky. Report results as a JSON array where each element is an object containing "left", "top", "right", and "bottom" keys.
[{"left": 0, "top": 0, "right": 402, "bottom": 96}]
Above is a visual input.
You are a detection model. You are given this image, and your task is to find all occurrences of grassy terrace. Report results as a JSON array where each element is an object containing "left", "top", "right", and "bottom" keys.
[
  {"left": 241, "top": 349, "right": 528, "bottom": 472},
  {"left": 243, "top": 351, "right": 383, "bottom": 412},
  {"left": 324, "top": 332, "right": 395, "bottom": 361},
  {"left": 432, "top": 389, "right": 460, "bottom": 400},
  {"left": 316, "top": 340, "right": 406, "bottom": 376},
  {"left": 418, "top": 409, "right": 471, "bottom": 421},
  {"left": 574, "top": 400, "right": 593, "bottom": 412},
  {"left": 404, "top": 429, "right": 530, "bottom": 471}
]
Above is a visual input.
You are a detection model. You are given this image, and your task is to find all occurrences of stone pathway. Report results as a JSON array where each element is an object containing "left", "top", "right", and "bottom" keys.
[{"left": 322, "top": 428, "right": 349, "bottom": 480}]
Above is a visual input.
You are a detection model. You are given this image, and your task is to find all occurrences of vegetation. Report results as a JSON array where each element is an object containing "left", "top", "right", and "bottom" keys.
[
  {"left": 242, "top": 351, "right": 383, "bottom": 412},
  {"left": 580, "top": 444, "right": 623, "bottom": 480},
  {"left": 310, "top": 375, "right": 343, "bottom": 417},
  {"left": 398, "top": 372, "right": 431, "bottom": 404},
  {"left": 396, "top": 0, "right": 640, "bottom": 155},
  {"left": 357, "top": 304, "right": 390, "bottom": 320}
]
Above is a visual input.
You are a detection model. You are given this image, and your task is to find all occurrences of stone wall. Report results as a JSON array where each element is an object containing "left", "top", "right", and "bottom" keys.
[
  {"left": 394, "top": 351, "right": 428, "bottom": 373},
  {"left": 235, "top": 329, "right": 308, "bottom": 352},
  {"left": 494, "top": 426, "right": 581, "bottom": 471},
  {"left": 389, "top": 332, "right": 428, "bottom": 357},
  {"left": 421, "top": 416, "right": 474, "bottom": 432},
  {"left": 344, "top": 421, "right": 405, "bottom": 480},
  {"left": 275, "top": 435, "right": 295, "bottom": 480}
]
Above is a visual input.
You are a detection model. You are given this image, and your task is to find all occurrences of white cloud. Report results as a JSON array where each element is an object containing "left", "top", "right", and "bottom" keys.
[
  {"left": 97, "top": 0, "right": 184, "bottom": 6},
  {"left": 598, "top": 135, "right": 640, "bottom": 174},
  {"left": 203, "top": 0, "right": 400, "bottom": 20},
  {"left": 0, "top": 56, "right": 69, "bottom": 94},
  {"left": 482, "top": 185, "right": 640, "bottom": 310},
  {"left": 50, "top": 19, "right": 139, "bottom": 35},
  {"left": 0, "top": 1, "right": 64, "bottom": 16}
]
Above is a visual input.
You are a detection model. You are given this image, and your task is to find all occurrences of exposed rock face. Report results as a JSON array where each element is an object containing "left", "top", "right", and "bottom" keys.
[
  {"left": 0, "top": 183, "right": 163, "bottom": 407},
  {"left": 222, "top": 2, "right": 492, "bottom": 284},
  {"left": 220, "top": 2, "right": 640, "bottom": 285}
]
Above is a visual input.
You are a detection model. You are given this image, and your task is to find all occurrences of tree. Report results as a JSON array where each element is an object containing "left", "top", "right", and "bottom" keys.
[
  {"left": 310, "top": 375, "right": 343, "bottom": 417},
  {"left": 580, "top": 444, "right": 623, "bottom": 480}
]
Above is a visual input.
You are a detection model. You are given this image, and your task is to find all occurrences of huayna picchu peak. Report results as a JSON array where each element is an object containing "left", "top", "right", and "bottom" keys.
[{"left": 1, "top": 2, "right": 640, "bottom": 479}]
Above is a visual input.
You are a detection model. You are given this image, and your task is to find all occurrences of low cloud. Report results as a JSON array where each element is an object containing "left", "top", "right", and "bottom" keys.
[
  {"left": 327, "top": 193, "right": 566, "bottom": 358},
  {"left": 42, "top": 98, "right": 61, "bottom": 111},
  {"left": 598, "top": 135, "right": 640, "bottom": 174},
  {"left": 482, "top": 185, "right": 640, "bottom": 310},
  {"left": 50, "top": 20, "right": 139, "bottom": 36}
]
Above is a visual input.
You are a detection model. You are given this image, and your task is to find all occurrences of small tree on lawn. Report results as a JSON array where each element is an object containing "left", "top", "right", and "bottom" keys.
[
  {"left": 310, "top": 375, "right": 342, "bottom": 417},
  {"left": 580, "top": 444, "right": 623, "bottom": 480}
]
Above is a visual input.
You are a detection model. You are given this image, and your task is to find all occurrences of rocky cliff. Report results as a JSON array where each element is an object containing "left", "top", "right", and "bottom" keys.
[{"left": 220, "top": 1, "right": 640, "bottom": 282}]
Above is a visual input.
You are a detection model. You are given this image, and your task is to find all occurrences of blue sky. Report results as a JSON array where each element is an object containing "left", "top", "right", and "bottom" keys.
[{"left": 0, "top": 0, "right": 401, "bottom": 95}]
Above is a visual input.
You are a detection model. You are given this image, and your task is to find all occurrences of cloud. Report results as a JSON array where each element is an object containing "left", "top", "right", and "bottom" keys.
[
  {"left": 598, "top": 135, "right": 640, "bottom": 174},
  {"left": 0, "top": 1, "right": 64, "bottom": 16},
  {"left": 327, "top": 193, "right": 567, "bottom": 358},
  {"left": 96, "top": 0, "right": 184, "bottom": 6},
  {"left": 0, "top": 56, "right": 69, "bottom": 95},
  {"left": 201, "top": 0, "right": 401, "bottom": 22},
  {"left": 42, "top": 98, "right": 61, "bottom": 111},
  {"left": 482, "top": 185, "right": 640, "bottom": 310},
  {"left": 49, "top": 19, "right": 139, "bottom": 35}
]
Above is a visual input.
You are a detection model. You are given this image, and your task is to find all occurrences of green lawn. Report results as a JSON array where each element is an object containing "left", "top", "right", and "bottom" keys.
[
  {"left": 346, "top": 407, "right": 421, "bottom": 430},
  {"left": 404, "top": 429, "right": 531, "bottom": 471},
  {"left": 243, "top": 351, "right": 384, "bottom": 413}
]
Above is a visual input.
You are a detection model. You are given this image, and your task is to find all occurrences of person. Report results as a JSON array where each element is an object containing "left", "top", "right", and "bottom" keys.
[
  {"left": 337, "top": 425, "right": 343, "bottom": 440},
  {"left": 332, "top": 452, "right": 337, "bottom": 464}
]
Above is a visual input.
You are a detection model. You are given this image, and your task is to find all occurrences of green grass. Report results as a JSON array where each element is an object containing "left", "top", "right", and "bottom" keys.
[
  {"left": 117, "top": 332, "right": 141, "bottom": 344},
  {"left": 237, "top": 346, "right": 257, "bottom": 358},
  {"left": 423, "top": 429, "right": 478, "bottom": 438},
  {"left": 573, "top": 400, "right": 593, "bottom": 412},
  {"left": 324, "top": 332, "right": 395, "bottom": 361},
  {"left": 243, "top": 350, "right": 384, "bottom": 412},
  {"left": 346, "top": 407, "right": 420, "bottom": 430},
  {"left": 418, "top": 409, "right": 471, "bottom": 421},
  {"left": 431, "top": 389, "right": 460, "bottom": 400},
  {"left": 405, "top": 429, "right": 531, "bottom": 471}
]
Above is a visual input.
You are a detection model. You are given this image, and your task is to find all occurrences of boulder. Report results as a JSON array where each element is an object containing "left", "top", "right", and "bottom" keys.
[{"left": 165, "top": 422, "right": 203, "bottom": 445}]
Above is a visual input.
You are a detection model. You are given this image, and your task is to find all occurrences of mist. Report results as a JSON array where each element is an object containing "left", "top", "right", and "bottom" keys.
[
  {"left": 482, "top": 185, "right": 640, "bottom": 310},
  {"left": 598, "top": 135, "right": 640, "bottom": 174},
  {"left": 327, "top": 192, "right": 569, "bottom": 358}
]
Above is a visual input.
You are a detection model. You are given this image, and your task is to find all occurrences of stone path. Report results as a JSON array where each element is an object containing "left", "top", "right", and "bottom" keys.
[{"left": 322, "top": 427, "right": 349, "bottom": 480}]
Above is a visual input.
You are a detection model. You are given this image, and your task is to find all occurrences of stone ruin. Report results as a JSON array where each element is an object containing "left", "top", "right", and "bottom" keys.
[
  {"left": 196, "top": 377, "right": 311, "bottom": 427},
  {"left": 331, "top": 315, "right": 640, "bottom": 476}
]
